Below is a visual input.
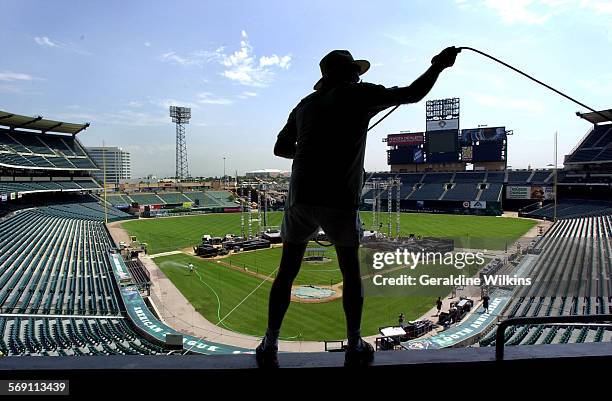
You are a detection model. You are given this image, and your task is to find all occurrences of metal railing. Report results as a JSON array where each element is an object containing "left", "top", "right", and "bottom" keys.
[{"left": 495, "top": 314, "right": 612, "bottom": 360}]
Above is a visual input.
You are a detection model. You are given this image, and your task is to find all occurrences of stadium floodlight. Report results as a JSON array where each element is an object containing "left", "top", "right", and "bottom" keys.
[
  {"left": 169, "top": 106, "right": 191, "bottom": 180},
  {"left": 426, "top": 98, "right": 460, "bottom": 121}
]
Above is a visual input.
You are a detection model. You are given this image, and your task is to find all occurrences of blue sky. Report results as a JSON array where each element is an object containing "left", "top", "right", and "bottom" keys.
[{"left": 1, "top": 0, "right": 611, "bottom": 177}]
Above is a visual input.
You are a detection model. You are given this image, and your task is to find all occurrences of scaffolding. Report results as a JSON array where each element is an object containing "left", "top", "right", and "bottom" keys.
[{"left": 368, "top": 177, "right": 402, "bottom": 239}]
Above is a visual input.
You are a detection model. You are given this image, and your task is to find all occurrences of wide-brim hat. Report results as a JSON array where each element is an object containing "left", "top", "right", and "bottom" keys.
[{"left": 313, "top": 50, "right": 370, "bottom": 90}]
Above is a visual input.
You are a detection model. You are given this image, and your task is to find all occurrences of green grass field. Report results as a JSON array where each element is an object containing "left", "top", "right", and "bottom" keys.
[
  {"left": 124, "top": 212, "right": 535, "bottom": 341},
  {"left": 156, "top": 252, "right": 440, "bottom": 341},
  {"left": 122, "top": 211, "right": 535, "bottom": 254}
]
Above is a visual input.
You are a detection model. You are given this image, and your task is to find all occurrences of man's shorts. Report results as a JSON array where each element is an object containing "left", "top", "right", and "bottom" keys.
[{"left": 280, "top": 204, "right": 363, "bottom": 247}]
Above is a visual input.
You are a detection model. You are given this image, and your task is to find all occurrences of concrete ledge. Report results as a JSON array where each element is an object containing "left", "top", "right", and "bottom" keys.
[
  {"left": 0, "top": 342, "right": 610, "bottom": 371},
  {"left": 1, "top": 343, "right": 609, "bottom": 395}
]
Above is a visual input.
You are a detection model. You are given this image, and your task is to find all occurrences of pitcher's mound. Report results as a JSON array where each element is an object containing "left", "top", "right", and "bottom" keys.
[{"left": 291, "top": 285, "right": 341, "bottom": 303}]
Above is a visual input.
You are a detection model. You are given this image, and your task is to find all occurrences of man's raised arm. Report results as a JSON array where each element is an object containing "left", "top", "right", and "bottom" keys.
[{"left": 364, "top": 47, "right": 460, "bottom": 110}]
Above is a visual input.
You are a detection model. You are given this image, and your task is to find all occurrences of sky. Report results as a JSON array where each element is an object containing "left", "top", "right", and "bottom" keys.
[{"left": 1, "top": 0, "right": 611, "bottom": 178}]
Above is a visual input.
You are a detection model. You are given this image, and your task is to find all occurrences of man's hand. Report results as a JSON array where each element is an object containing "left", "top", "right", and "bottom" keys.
[{"left": 431, "top": 46, "right": 460, "bottom": 69}]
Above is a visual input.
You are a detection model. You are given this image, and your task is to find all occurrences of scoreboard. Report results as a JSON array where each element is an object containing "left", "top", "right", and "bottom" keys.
[
  {"left": 426, "top": 129, "right": 458, "bottom": 153},
  {"left": 385, "top": 99, "right": 508, "bottom": 167},
  {"left": 459, "top": 127, "right": 507, "bottom": 162}
]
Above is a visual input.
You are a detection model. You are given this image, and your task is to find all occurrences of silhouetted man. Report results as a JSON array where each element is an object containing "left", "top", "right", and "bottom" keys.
[
  {"left": 256, "top": 47, "right": 459, "bottom": 368},
  {"left": 436, "top": 297, "right": 443, "bottom": 316}
]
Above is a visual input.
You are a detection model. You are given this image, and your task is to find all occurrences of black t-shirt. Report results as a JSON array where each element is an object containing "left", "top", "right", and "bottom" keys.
[{"left": 278, "top": 82, "right": 416, "bottom": 210}]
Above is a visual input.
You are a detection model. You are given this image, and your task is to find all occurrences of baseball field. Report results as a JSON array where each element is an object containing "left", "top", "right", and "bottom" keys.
[{"left": 121, "top": 212, "right": 536, "bottom": 341}]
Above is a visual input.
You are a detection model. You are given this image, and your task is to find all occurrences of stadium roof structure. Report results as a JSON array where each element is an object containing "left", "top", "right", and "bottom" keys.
[
  {"left": 576, "top": 109, "right": 612, "bottom": 125},
  {"left": 0, "top": 110, "right": 90, "bottom": 135}
]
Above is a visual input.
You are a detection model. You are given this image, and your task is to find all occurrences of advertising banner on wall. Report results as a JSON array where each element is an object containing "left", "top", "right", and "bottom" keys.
[
  {"left": 507, "top": 186, "right": 554, "bottom": 200},
  {"left": 531, "top": 186, "right": 555, "bottom": 200},
  {"left": 461, "top": 146, "right": 473, "bottom": 161},
  {"left": 506, "top": 186, "right": 529, "bottom": 199},
  {"left": 470, "top": 200, "right": 487, "bottom": 209},
  {"left": 386, "top": 132, "right": 424, "bottom": 146}
]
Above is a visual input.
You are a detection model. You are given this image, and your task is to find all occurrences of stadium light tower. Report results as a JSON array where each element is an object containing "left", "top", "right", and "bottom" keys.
[{"left": 169, "top": 106, "right": 191, "bottom": 180}]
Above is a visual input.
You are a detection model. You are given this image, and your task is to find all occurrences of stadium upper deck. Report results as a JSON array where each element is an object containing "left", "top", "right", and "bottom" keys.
[
  {"left": 0, "top": 111, "right": 102, "bottom": 200},
  {"left": 0, "top": 111, "right": 97, "bottom": 171}
]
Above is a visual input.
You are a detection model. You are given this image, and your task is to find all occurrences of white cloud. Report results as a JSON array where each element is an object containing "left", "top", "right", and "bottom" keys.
[
  {"left": 481, "top": 0, "right": 557, "bottom": 24},
  {"left": 161, "top": 51, "right": 193, "bottom": 66},
  {"left": 196, "top": 92, "right": 233, "bottom": 105},
  {"left": 218, "top": 31, "right": 292, "bottom": 87},
  {"left": 259, "top": 55, "right": 291, "bottom": 69},
  {"left": 144, "top": 42, "right": 151, "bottom": 47},
  {"left": 160, "top": 31, "right": 291, "bottom": 87},
  {"left": 33, "top": 35, "right": 92, "bottom": 55},
  {"left": 34, "top": 36, "right": 59, "bottom": 47},
  {"left": 0, "top": 71, "right": 38, "bottom": 82}
]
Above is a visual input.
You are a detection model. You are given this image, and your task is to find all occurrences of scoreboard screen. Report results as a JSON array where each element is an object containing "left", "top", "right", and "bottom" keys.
[{"left": 426, "top": 129, "right": 458, "bottom": 153}]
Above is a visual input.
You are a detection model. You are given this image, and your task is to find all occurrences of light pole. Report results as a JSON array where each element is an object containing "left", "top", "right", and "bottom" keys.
[
  {"left": 553, "top": 132, "right": 558, "bottom": 222},
  {"left": 223, "top": 157, "right": 226, "bottom": 188},
  {"left": 169, "top": 106, "right": 191, "bottom": 180}
]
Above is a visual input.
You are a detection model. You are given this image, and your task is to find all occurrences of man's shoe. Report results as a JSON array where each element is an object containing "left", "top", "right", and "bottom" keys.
[
  {"left": 255, "top": 340, "right": 279, "bottom": 368},
  {"left": 344, "top": 339, "right": 374, "bottom": 367}
]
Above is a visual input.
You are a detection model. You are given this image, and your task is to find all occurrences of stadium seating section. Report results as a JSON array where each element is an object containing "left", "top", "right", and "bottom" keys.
[
  {"left": 479, "top": 183, "right": 504, "bottom": 202},
  {"left": 0, "top": 317, "right": 166, "bottom": 356},
  {"left": 104, "top": 191, "right": 237, "bottom": 208},
  {"left": 105, "top": 193, "right": 132, "bottom": 206},
  {"left": 565, "top": 124, "right": 612, "bottom": 164},
  {"left": 0, "top": 208, "right": 120, "bottom": 316},
  {"left": 128, "top": 193, "right": 165, "bottom": 205},
  {"left": 40, "top": 201, "right": 134, "bottom": 222},
  {"left": 480, "top": 215, "right": 612, "bottom": 347},
  {"left": 408, "top": 183, "right": 446, "bottom": 200},
  {"left": 0, "top": 202, "right": 165, "bottom": 356},
  {"left": 524, "top": 199, "right": 612, "bottom": 220},
  {"left": 0, "top": 128, "right": 97, "bottom": 170},
  {"left": 0, "top": 178, "right": 101, "bottom": 196},
  {"left": 157, "top": 192, "right": 192, "bottom": 204},
  {"left": 366, "top": 171, "right": 511, "bottom": 202}
]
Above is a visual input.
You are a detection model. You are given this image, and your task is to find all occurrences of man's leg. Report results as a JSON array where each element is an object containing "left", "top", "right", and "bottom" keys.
[
  {"left": 334, "top": 245, "right": 364, "bottom": 348},
  {"left": 265, "top": 241, "right": 308, "bottom": 337},
  {"left": 257, "top": 241, "right": 306, "bottom": 368}
]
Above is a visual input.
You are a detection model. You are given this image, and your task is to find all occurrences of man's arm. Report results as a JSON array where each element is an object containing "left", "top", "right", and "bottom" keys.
[
  {"left": 274, "top": 108, "right": 297, "bottom": 159},
  {"left": 401, "top": 63, "right": 446, "bottom": 103},
  {"left": 364, "top": 47, "right": 459, "bottom": 109},
  {"left": 403, "top": 47, "right": 460, "bottom": 102}
]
